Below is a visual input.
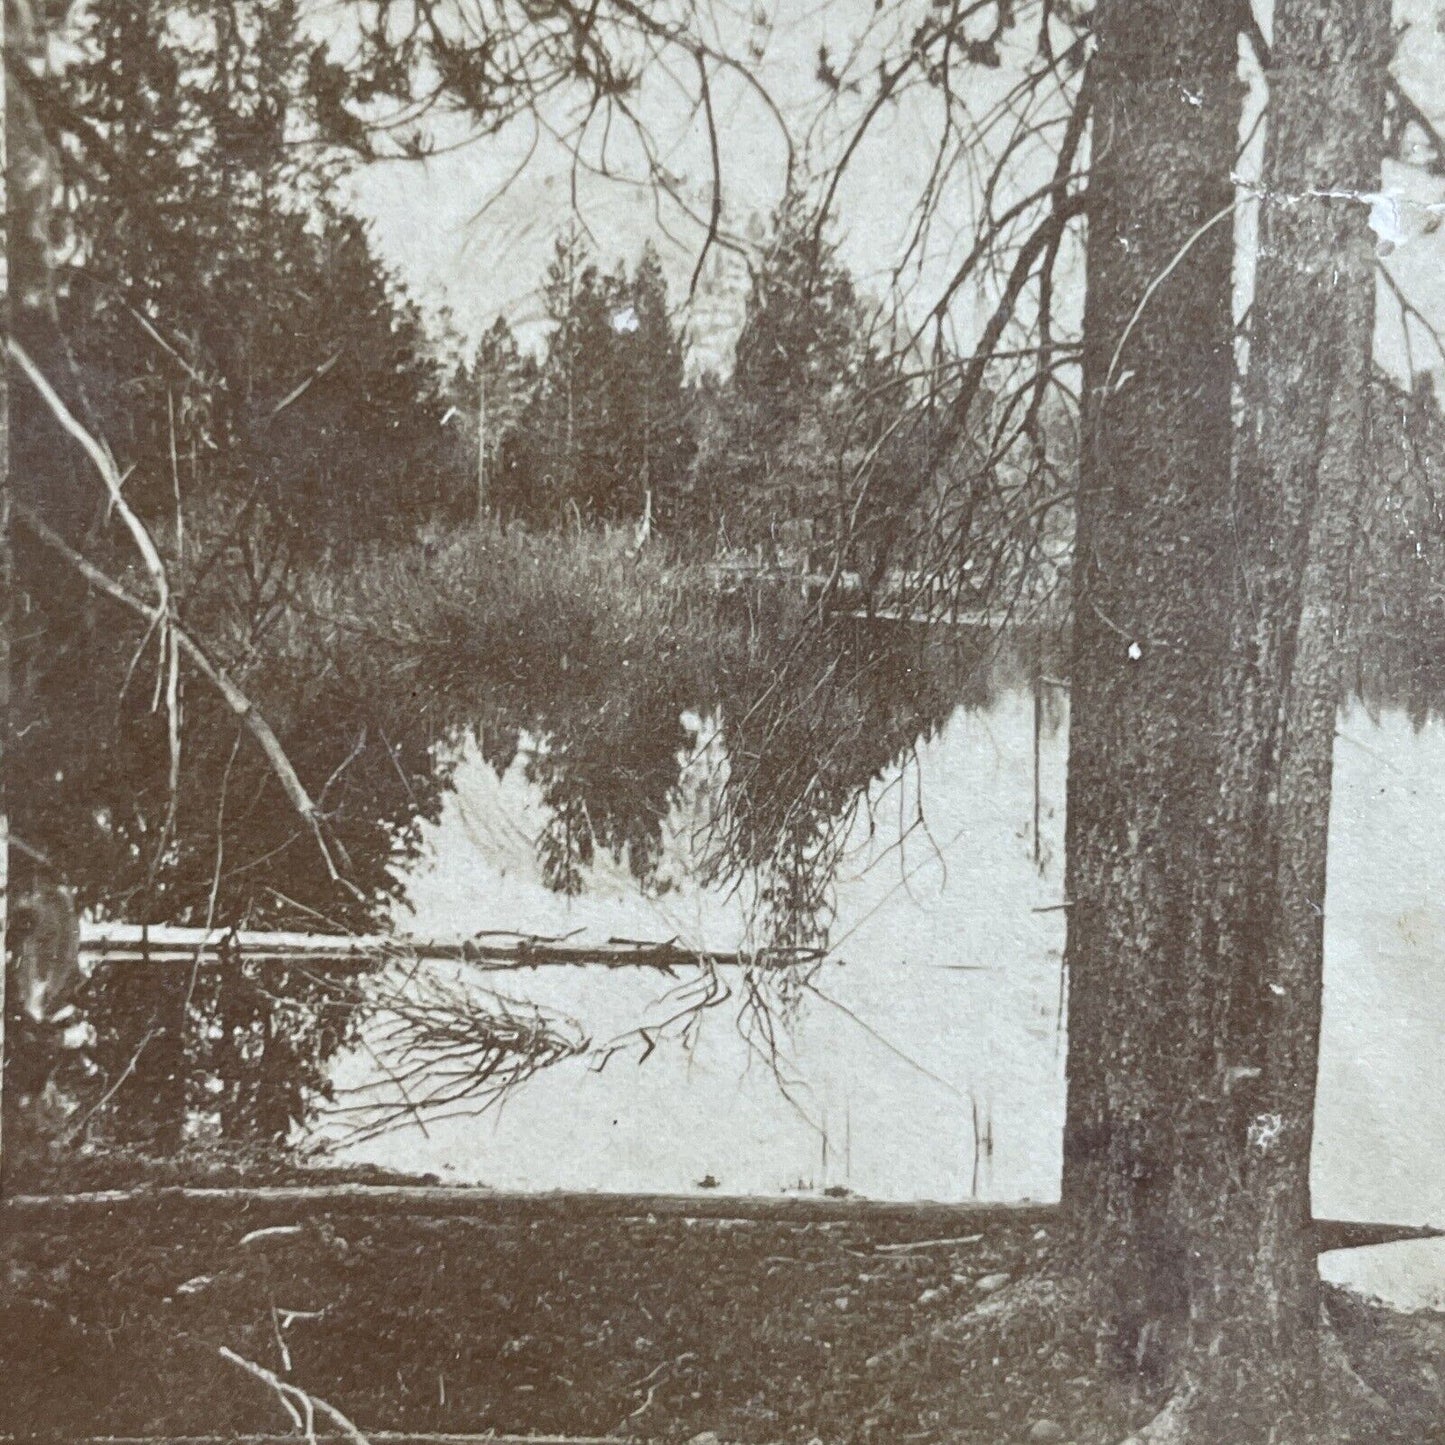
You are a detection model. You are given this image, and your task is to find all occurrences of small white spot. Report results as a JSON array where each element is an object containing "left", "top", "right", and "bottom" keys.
[
  {"left": 1249, "top": 1113, "right": 1284, "bottom": 1152},
  {"left": 1268, "top": 983, "right": 1286, "bottom": 997},
  {"left": 1127, "top": 641, "right": 1143, "bottom": 661},
  {"left": 1364, "top": 192, "right": 1406, "bottom": 251},
  {"left": 61, "top": 1020, "right": 96, "bottom": 1051},
  {"left": 611, "top": 306, "right": 640, "bottom": 334}
]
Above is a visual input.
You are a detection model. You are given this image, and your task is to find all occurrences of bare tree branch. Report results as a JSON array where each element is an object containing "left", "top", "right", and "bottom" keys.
[
  {"left": 16, "top": 506, "right": 363, "bottom": 901},
  {"left": 220, "top": 1345, "right": 370, "bottom": 1445}
]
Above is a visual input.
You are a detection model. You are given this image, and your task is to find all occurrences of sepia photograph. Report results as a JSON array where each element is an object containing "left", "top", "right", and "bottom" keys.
[{"left": 3, "top": 2, "right": 1445, "bottom": 1441}]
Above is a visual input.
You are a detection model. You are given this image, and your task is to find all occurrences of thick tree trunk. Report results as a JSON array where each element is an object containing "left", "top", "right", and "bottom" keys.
[
  {"left": 1061, "top": 1, "right": 1389, "bottom": 1437},
  {"left": 0, "top": 17, "right": 11, "bottom": 1189},
  {"left": 3, "top": 0, "right": 49, "bottom": 1184},
  {"left": 1060, "top": 0, "right": 1241, "bottom": 1378},
  {"left": 1177, "top": 5, "right": 1391, "bottom": 1434}
]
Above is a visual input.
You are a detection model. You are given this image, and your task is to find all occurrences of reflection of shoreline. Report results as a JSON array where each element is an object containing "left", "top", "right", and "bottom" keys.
[
  {"left": 312, "top": 691, "right": 1069, "bottom": 1202},
  {"left": 44, "top": 697, "right": 1445, "bottom": 1250}
]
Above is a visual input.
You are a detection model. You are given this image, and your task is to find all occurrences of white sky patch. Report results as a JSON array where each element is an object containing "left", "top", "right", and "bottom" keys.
[{"left": 339, "top": 0, "right": 1445, "bottom": 381}]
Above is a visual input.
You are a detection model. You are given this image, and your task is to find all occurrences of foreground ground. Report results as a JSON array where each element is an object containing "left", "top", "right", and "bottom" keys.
[{"left": 4, "top": 1176, "right": 1445, "bottom": 1445}]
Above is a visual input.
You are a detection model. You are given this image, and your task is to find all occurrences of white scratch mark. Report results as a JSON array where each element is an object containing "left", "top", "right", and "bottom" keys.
[{"left": 1232, "top": 173, "right": 1445, "bottom": 254}]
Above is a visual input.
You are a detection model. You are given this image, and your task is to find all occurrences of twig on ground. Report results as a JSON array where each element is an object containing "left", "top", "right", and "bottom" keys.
[
  {"left": 220, "top": 1344, "right": 370, "bottom": 1445},
  {"left": 239, "top": 1224, "right": 307, "bottom": 1247},
  {"left": 270, "top": 1303, "right": 293, "bottom": 1375},
  {"left": 874, "top": 1234, "right": 984, "bottom": 1253}
]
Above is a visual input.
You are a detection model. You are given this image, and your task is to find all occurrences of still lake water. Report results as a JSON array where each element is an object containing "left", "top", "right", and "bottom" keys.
[{"left": 309, "top": 681, "right": 1445, "bottom": 1305}]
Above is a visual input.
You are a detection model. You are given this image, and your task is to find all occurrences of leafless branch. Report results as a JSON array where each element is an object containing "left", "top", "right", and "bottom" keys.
[
  {"left": 17, "top": 505, "right": 363, "bottom": 901},
  {"left": 219, "top": 1345, "right": 370, "bottom": 1445}
]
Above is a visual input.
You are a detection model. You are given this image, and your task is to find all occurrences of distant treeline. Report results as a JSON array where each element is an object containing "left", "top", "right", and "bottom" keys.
[
  {"left": 471, "top": 209, "right": 917, "bottom": 561},
  {"left": 12, "top": 1, "right": 974, "bottom": 567}
]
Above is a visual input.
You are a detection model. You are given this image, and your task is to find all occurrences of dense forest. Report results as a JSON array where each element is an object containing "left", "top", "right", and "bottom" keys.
[{"left": 10, "top": 0, "right": 1445, "bottom": 943}]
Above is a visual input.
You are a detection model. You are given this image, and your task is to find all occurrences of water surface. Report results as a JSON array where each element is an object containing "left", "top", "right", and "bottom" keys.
[{"left": 308, "top": 686, "right": 1445, "bottom": 1238}]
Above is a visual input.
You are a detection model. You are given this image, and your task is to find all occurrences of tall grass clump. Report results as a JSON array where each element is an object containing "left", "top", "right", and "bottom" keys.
[{"left": 281, "top": 521, "right": 731, "bottom": 722}]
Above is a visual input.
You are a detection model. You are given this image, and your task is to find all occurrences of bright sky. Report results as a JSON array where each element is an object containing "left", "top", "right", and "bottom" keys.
[{"left": 342, "top": 0, "right": 1445, "bottom": 381}]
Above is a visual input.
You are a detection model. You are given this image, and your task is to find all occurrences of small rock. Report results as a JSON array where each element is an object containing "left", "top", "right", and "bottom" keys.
[
  {"left": 834, "top": 1294, "right": 852, "bottom": 1311},
  {"left": 1033, "top": 1228, "right": 1050, "bottom": 1242},
  {"left": 174, "top": 1274, "right": 214, "bottom": 1296},
  {"left": 687, "top": 1433, "right": 722, "bottom": 1445},
  {"left": 917, "top": 1286, "right": 947, "bottom": 1305},
  {"left": 1027, "top": 1422, "right": 1066, "bottom": 1442},
  {"left": 976, "top": 1271, "right": 1011, "bottom": 1294}
]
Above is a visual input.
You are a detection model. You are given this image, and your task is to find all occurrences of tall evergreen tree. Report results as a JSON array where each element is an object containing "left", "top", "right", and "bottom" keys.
[
  {"left": 23, "top": 0, "right": 468, "bottom": 547},
  {"left": 516, "top": 232, "right": 691, "bottom": 528},
  {"left": 699, "top": 201, "right": 891, "bottom": 557},
  {"left": 464, "top": 316, "right": 535, "bottom": 520},
  {"left": 610, "top": 243, "right": 692, "bottom": 529},
  {"left": 9, "top": 0, "right": 467, "bottom": 928}
]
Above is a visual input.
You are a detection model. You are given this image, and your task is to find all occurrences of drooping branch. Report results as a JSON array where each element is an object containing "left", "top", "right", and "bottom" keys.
[
  {"left": 11, "top": 338, "right": 183, "bottom": 813},
  {"left": 16, "top": 505, "right": 362, "bottom": 901},
  {"left": 325, "top": 0, "right": 791, "bottom": 272}
]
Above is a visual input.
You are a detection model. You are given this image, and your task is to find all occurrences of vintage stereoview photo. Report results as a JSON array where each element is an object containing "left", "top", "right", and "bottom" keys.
[{"left": 3, "top": 2, "right": 1444, "bottom": 1441}]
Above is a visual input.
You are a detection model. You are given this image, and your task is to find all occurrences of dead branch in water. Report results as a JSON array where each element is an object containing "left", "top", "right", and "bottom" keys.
[
  {"left": 76, "top": 924, "right": 828, "bottom": 973},
  {"left": 276, "top": 962, "right": 590, "bottom": 1145}
]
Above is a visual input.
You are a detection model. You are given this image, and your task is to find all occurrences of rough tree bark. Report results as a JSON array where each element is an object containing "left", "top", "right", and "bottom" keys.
[
  {"left": 0, "top": 2, "right": 11, "bottom": 1189},
  {"left": 1061, "top": 0, "right": 1241, "bottom": 1383},
  {"left": 1178, "top": 4, "right": 1392, "bottom": 1434},
  {"left": 1061, "top": 0, "right": 1390, "bottom": 1438}
]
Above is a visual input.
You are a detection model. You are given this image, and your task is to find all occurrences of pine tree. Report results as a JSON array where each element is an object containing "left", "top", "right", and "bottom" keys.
[
  {"left": 704, "top": 201, "right": 889, "bottom": 558},
  {"left": 464, "top": 316, "right": 535, "bottom": 521},
  {"left": 521, "top": 228, "right": 593, "bottom": 523},
  {"left": 31, "top": 0, "right": 467, "bottom": 546},
  {"left": 522, "top": 231, "right": 693, "bottom": 527},
  {"left": 613, "top": 243, "right": 692, "bottom": 531}
]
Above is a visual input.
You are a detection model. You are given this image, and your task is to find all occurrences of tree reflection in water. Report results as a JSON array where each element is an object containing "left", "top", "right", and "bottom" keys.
[
  {"left": 27, "top": 375, "right": 1445, "bottom": 1174},
  {"left": 27, "top": 602, "right": 1056, "bottom": 1170}
]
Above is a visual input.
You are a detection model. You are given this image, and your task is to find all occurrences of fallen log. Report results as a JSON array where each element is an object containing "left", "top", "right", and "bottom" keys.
[{"left": 77, "top": 924, "right": 827, "bottom": 973}]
